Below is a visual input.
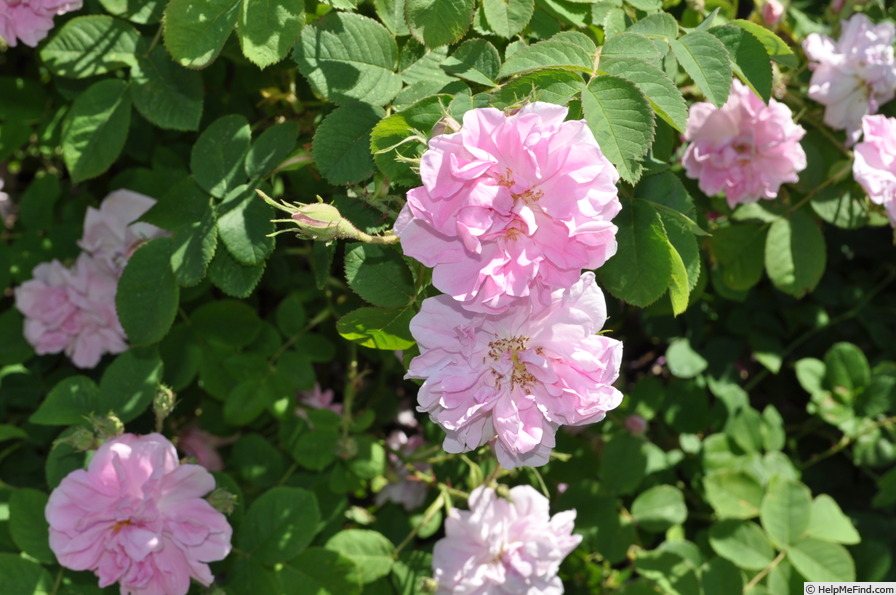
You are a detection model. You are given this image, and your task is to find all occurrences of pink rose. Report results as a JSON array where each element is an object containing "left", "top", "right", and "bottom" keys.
[
  {"left": 296, "top": 382, "right": 343, "bottom": 415},
  {"left": 45, "top": 433, "right": 232, "bottom": 595},
  {"left": 177, "top": 425, "right": 236, "bottom": 472},
  {"left": 376, "top": 430, "right": 431, "bottom": 511},
  {"left": 803, "top": 13, "right": 896, "bottom": 144},
  {"left": 407, "top": 272, "right": 623, "bottom": 469},
  {"left": 682, "top": 80, "right": 807, "bottom": 208},
  {"left": 0, "top": 0, "right": 83, "bottom": 47},
  {"left": 432, "top": 485, "right": 581, "bottom": 594},
  {"left": 853, "top": 114, "right": 896, "bottom": 225},
  {"left": 14, "top": 253, "right": 126, "bottom": 368},
  {"left": 79, "top": 189, "right": 167, "bottom": 276},
  {"left": 395, "top": 102, "right": 621, "bottom": 314},
  {"left": 761, "top": 0, "right": 784, "bottom": 26}
]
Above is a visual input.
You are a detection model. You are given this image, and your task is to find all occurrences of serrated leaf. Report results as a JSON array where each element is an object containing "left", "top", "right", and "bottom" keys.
[
  {"left": 731, "top": 19, "right": 797, "bottom": 68},
  {"left": 41, "top": 16, "right": 141, "bottom": 78},
  {"left": 344, "top": 243, "right": 415, "bottom": 308},
  {"left": 399, "top": 41, "right": 452, "bottom": 85},
  {"left": 170, "top": 204, "right": 217, "bottom": 286},
  {"left": 628, "top": 12, "right": 678, "bottom": 40},
  {"left": 806, "top": 495, "right": 861, "bottom": 545},
  {"left": 537, "top": 0, "right": 590, "bottom": 27},
  {"left": 337, "top": 307, "right": 416, "bottom": 350},
  {"left": 709, "top": 520, "right": 775, "bottom": 570},
  {"left": 237, "top": 0, "right": 304, "bottom": 69},
  {"left": 764, "top": 210, "right": 826, "bottom": 298},
  {"left": 498, "top": 39, "right": 594, "bottom": 78},
  {"left": 246, "top": 122, "right": 299, "bottom": 179},
  {"left": 217, "top": 184, "right": 275, "bottom": 266},
  {"left": 601, "top": 56, "right": 687, "bottom": 133},
  {"left": 670, "top": 32, "right": 732, "bottom": 107},
  {"left": 709, "top": 25, "right": 772, "bottom": 103},
  {"left": 491, "top": 69, "right": 584, "bottom": 108},
  {"left": 704, "top": 471, "right": 763, "bottom": 519},
  {"left": 370, "top": 95, "right": 444, "bottom": 186},
  {"left": 405, "top": 0, "right": 475, "bottom": 48},
  {"left": 294, "top": 13, "right": 401, "bottom": 106},
  {"left": 190, "top": 114, "right": 251, "bottom": 198},
  {"left": 192, "top": 300, "right": 263, "bottom": 347},
  {"left": 116, "top": 238, "right": 180, "bottom": 346},
  {"left": 312, "top": 103, "right": 385, "bottom": 185},
  {"left": 98, "top": 349, "right": 164, "bottom": 422},
  {"left": 163, "top": 0, "right": 240, "bottom": 69},
  {"left": 130, "top": 46, "right": 203, "bottom": 131},
  {"left": 62, "top": 79, "right": 131, "bottom": 183},
  {"left": 326, "top": 530, "right": 394, "bottom": 584},
  {"left": 710, "top": 223, "right": 767, "bottom": 291},
  {"left": 375, "top": 0, "right": 410, "bottom": 36},
  {"left": 599, "top": 198, "right": 672, "bottom": 306},
  {"left": 787, "top": 539, "right": 856, "bottom": 582},
  {"left": 760, "top": 476, "right": 812, "bottom": 549},
  {"left": 582, "top": 74, "right": 654, "bottom": 183},
  {"left": 442, "top": 39, "right": 501, "bottom": 86},
  {"left": 240, "top": 487, "right": 321, "bottom": 564},
  {"left": 602, "top": 32, "right": 665, "bottom": 65},
  {"left": 482, "top": 0, "right": 534, "bottom": 38},
  {"left": 99, "top": 0, "right": 165, "bottom": 24},
  {"left": 208, "top": 247, "right": 266, "bottom": 297},
  {"left": 29, "top": 376, "right": 100, "bottom": 426}
]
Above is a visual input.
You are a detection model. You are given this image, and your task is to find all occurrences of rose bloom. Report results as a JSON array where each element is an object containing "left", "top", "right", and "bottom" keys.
[
  {"left": 761, "top": 0, "right": 784, "bottom": 26},
  {"left": 853, "top": 114, "right": 896, "bottom": 225},
  {"left": 45, "top": 433, "right": 232, "bottom": 595},
  {"left": 407, "top": 272, "right": 623, "bottom": 469},
  {"left": 14, "top": 253, "right": 126, "bottom": 368},
  {"left": 803, "top": 13, "right": 896, "bottom": 144},
  {"left": 376, "top": 430, "right": 431, "bottom": 511},
  {"left": 177, "top": 425, "right": 236, "bottom": 472},
  {"left": 0, "top": 0, "right": 82, "bottom": 47},
  {"left": 394, "top": 102, "right": 620, "bottom": 314},
  {"left": 432, "top": 485, "right": 581, "bottom": 595},
  {"left": 682, "top": 79, "right": 807, "bottom": 208},
  {"left": 79, "top": 189, "right": 167, "bottom": 275}
]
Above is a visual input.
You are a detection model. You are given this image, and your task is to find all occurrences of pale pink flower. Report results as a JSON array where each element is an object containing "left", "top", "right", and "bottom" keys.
[
  {"left": 14, "top": 253, "right": 126, "bottom": 368},
  {"left": 376, "top": 430, "right": 431, "bottom": 511},
  {"left": 682, "top": 80, "right": 807, "bottom": 208},
  {"left": 853, "top": 114, "right": 896, "bottom": 225},
  {"left": 177, "top": 426, "right": 236, "bottom": 472},
  {"left": 79, "top": 189, "right": 167, "bottom": 276},
  {"left": 803, "top": 13, "right": 896, "bottom": 144},
  {"left": 45, "top": 433, "right": 232, "bottom": 595},
  {"left": 296, "top": 383, "right": 342, "bottom": 415},
  {"left": 432, "top": 485, "right": 581, "bottom": 594},
  {"left": 624, "top": 414, "right": 648, "bottom": 436},
  {"left": 394, "top": 102, "right": 620, "bottom": 314},
  {"left": 407, "top": 272, "right": 623, "bottom": 469},
  {"left": 0, "top": 0, "right": 83, "bottom": 47},
  {"left": 761, "top": 0, "right": 784, "bottom": 26}
]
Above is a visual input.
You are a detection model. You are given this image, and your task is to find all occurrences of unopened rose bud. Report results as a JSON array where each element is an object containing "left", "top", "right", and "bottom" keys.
[
  {"left": 55, "top": 427, "right": 98, "bottom": 452},
  {"left": 90, "top": 413, "right": 124, "bottom": 441},
  {"left": 421, "top": 577, "right": 439, "bottom": 593},
  {"left": 153, "top": 386, "right": 176, "bottom": 428},
  {"left": 625, "top": 414, "right": 648, "bottom": 436},
  {"left": 761, "top": 0, "right": 784, "bottom": 26},
  {"left": 206, "top": 488, "right": 237, "bottom": 515}
]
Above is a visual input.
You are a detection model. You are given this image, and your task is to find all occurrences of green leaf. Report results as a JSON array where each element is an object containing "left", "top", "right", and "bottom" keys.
[
  {"left": 326, "top": 529, "right": 395, "bottom": 584},
  {"left": 709, "top": 25, "right": 772, "bottom": 103},
  {"left": 62, "top": 78, "right": 131, "bottom": 183},
  {"left": 346, "top": 435, "right": 386, "bottom": 479},
  {"left": 602, "top": 33, "right": 665, "bottom": 65},
  {"left": 0, "top": 554, "right": 54, "bottom": 595},
  {"left": 600, "top": 433, "right": 647, "bottom": 495},
  {"left": 491, "top": 69, "right": 584, "bottom": 108},
  {"left": 29, "top": 376, "right": 101, "bottom": 425},
  {"left": 631, "top": 485, "right": 687, "bottom": 532},
  {"left": 98, "top": 350, "right": 164, "bottom": 423},
  {"left": 701, "top": 557, "right": 743, "bottom": 595},
  {"left": 294, "top": 13, "right": 401, "bottom": 106},
  {"left": 666, "top": 338, "right": 707, "bottom": 378},
  {"left": 229, "top": 557, "right": 283, "bottom": 595},
  {"left": 99, "top": 0, "right": 165, "bottom": 24},
  {"left": 191, "top": 114, "right": 252, "bottom": 199},
  {"left": 246, "top": 122, "right": 299, "bottom": 179},
  {"left": 599, "top": 198, "right": 673, "bottom": 307},
  {"left": 208, "top": 246, "right": 266, "bottom": 297},
  {"left": 192, "top": 300, "right": 263, "bottom": 347},
  {"left": 130, "top": 46, "right": 203, "bottom": 131},
  {"left": 9, "top": 489, "right": 54, "bottom": 565},
  {"left": 482, "top": 0, "right": 534, "bottom": 38},
  {"left": 670, "top": 32, "right": 732, "bottom": 107},
  {"left": 0, "top": 425, "right": 26, "bottom": 442},
  {"left": 405, "top": 0, "right": 475, "bottom": 48},
  {"left": 237, "top": 0, "right": 304, "bottom": 69},
  {"left": 116, "top": 238, "right": 180, "bottom": 346},
  {"left": 292, "top": 429, "right": 340, "bottom": 470},
  {"left": 537, "top": 0, "right": 590, "bottom": 27},
  {"left": 18, "top": 175, "right": 60, "bottom": 231},
  {"left": 239, "top": 487, "right": 321, "bottom": 564},
  {"left": 764, "top": 210, "right": 826, "bottom": 298},
  {"left": 344, "top": 243, "right": 416, "bottom": 308},
  {"left": 375, "top": 0, "right": 410, "bottom": 36},
  {"left": 730, "top": 19, "right": 798, "bottom": 68},
  {"left": 336, "top": 307, "right": 415, "bottom": 350},
  {"left": 582, "top": 74, "right": 654, "bottom": 183},
  {"left": 600, "top": 57, "right": 688, "bottom": 133},
  {"left": 313, "top": 103, "right": 385, "bottom": 185},
  {"left": 370, "top": 95, "right": 444, "bottom": 186},
  {"left": 498, "top": 39, "right": 594, "bottom": 78},
  {"left": 0, "top": 76, "right": 46, "bottom": 123},
  {"left": 787, "top": 539, "right": 856, "bottom": 582},
  {"left": 760, "top": 476, "right": 812, "bottom": 549},
  {"left": 710, "top": 223, "right": 768, "bottom": 291},
  {"left": 709, "top": 520, "right": 776, "bottom": 570},
  {"left": 163, "top": 0, "right": 240, "bottom": 69},
  {"left": 40, "top": 16, "right": 141, "bottom": 78},
  {"left": 279, "top": 548, "right": 362, "bottom": 595},
  {"left": 216, "top": 185, "right": 275, "bottom": 266},
  {"left": 824, "top": 342, "right": 870, "bottom": 394},
  {"left": 805, "top": 495, "right": 860, "bottom": 545},
  {"left": 170, "top": 202, "right": 217, "bottom": 286},
  {"left": 704, "top": 471, "right": 763, "bottom": 519},
  {"left": 442, "top": 39, "right": 501, "bottom": 86},
  {"left": 628, "top": 11, "right": 678, "bottom": 40}
]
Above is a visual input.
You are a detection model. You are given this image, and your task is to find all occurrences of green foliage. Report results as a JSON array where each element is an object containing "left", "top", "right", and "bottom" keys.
[
  {"left": 40, "top": 16, "right": 142, "bottom": 78},
  {"left": 163, "top": 0, "right": 240, "bottom": 69},
  {"left": 116, "top": 238, "right": 180, "bottom": 346},
  {"left": 62, "top": 78, "right": 132, "bottom": 183},
  {"left": 130, "top": 47, "right": 204, "bottom": 131}
]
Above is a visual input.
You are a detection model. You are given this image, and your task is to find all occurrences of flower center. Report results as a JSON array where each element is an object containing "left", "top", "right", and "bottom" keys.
[
  {"left": 488, "top": 336, "right": 536, "bottom": 390},
  {"left": 111, "top": 520, "right": 133, "bottom": 534}
]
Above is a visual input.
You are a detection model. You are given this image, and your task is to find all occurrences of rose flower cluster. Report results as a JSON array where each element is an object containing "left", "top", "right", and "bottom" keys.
[{"left": 395, "top": 102, "right": 625, "bottom": 470}]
